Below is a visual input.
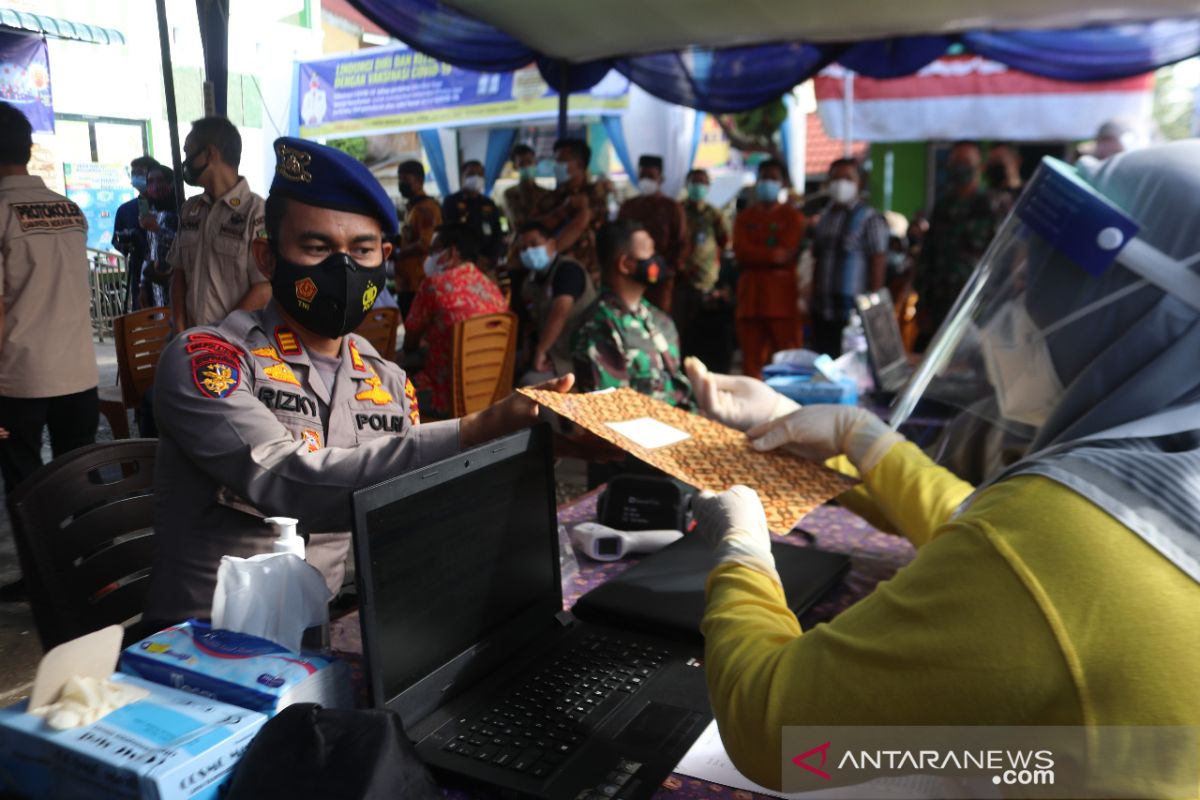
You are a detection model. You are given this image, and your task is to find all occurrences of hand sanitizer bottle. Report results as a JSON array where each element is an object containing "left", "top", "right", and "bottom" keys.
[{"left": 264, "top": 516, "right": 329, "bottom": 652}]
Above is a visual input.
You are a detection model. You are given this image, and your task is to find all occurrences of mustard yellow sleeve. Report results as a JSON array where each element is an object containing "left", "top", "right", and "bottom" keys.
[{"left": 700, "top": 517, "right": 1076, "bottom": 790}]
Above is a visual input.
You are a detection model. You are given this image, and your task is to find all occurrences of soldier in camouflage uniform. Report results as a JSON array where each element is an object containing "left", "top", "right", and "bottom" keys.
[{"left": 571, "top": 220, "right": 694, "bottom": 410}]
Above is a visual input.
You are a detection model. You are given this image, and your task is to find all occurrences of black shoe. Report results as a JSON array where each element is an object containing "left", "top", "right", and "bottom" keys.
[{"left": 0, "top": 578, "right": 27, "bottom": 602}]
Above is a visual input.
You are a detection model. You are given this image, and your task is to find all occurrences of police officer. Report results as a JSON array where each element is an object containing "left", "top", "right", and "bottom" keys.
[
  {"left": 145, "top": 137, "right": 570, "bottom": 623},
  {"left": 441, "top": 160, "right": 505, "bottom": 271}
]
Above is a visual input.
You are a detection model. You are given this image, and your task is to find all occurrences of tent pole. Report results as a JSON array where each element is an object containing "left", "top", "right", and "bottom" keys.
[
  {"left": 557, "top": 61, "right": 569, "bottom": 138},
  {"left": 156, "top": 0, "right": 186, "bottom": 207},
  {"left": 842, "top": 71, "right": 854, "bottom": 157}
]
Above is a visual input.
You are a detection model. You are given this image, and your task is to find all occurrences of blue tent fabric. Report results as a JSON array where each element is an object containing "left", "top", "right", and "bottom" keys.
[
  {"left": 417, "top": 129, "right": 450, "bottom": 197},
  {"left": 483, "top": 127, "right": 517, "bottom": 193},
  {"left": 962, "top": 19, "right": 1200, "bottom": 82},
  {"left": 347, "top": 1, "right": 1200, "bottom": 111},
  {"left": 601, "top": 116, "right": 638, "bottom": 179}
]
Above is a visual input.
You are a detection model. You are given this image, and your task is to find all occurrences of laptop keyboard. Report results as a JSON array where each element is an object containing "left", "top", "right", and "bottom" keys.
[{"left": 440, "top": 633, "right": 668, "bottom": 779}]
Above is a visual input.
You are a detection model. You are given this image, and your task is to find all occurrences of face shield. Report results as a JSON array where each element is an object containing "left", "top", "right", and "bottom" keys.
[{"left": 891, "top": 155, "right": 1200, "bottom": 452}]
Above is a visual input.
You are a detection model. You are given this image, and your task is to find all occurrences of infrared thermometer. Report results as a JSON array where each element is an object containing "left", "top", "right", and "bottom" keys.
[{"left": 569, "top": 522, "right": 683, "bottom": 562}]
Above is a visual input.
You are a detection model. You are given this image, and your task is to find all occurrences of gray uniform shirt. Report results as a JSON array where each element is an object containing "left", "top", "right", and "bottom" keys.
[{"left": 145, "top": 303, "right": 460, "bottom": 622}]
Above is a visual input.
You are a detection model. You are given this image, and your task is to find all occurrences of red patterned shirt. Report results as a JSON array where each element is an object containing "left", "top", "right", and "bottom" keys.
[{"left": 405, "top": 262, "right": 507, "bottom": 415}]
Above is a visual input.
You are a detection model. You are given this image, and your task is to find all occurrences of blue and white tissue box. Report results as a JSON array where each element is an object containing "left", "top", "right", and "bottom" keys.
[
  {"left": 0, "top": 673, "right": 265, "bottom": 800},
  {"left": 120, "top": 621, "right": 351, "bottom": 716}
]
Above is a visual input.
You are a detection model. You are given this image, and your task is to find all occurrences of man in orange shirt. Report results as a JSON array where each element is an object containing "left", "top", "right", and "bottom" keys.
[
  {"left": 393, "top": 159, "right": 442, "bottom": 315},
  {"left": 732, "top": 159, "right": 805, "bottom": 378}
]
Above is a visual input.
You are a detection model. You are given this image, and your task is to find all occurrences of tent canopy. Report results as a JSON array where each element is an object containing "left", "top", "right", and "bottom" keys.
[{"left": 347, "top": 0, "right": 1200, "bottom": 111}]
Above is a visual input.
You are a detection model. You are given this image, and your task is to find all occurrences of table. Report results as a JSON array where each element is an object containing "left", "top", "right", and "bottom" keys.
[{"left": 330, "top": 489, "right": 916, "bottom": 800}]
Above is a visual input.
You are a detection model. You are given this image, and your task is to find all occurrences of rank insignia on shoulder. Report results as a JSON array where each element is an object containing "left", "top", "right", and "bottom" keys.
[
  {"left": 192, "top": 356, "right": 241, "bottom": 399},
  {"left": 274, "top": 326, "right": 302, "bottom": 356},
  {"left": 263, "top": 361, "right": 301, "bottom": 387},
  {"left": 404, "top": 378, "right": 420, "bottom": 424},
  {"left": 348, "top": 339, "right": 367, "bottom": 372},
  {"left": 300, "top": 428, "right": 322, "bottom": 453},
  {"left": 355, "top": 373, "right": 393, "bottom": 405}
]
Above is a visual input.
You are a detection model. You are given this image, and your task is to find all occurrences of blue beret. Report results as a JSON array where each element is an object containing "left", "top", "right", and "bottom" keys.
[{"left": 270, "top": 137, "right": 397, "bottom": 238}]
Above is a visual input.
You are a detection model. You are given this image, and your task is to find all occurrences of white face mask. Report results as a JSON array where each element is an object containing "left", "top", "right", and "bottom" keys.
[
  {"left": 423, "top": 252, "right": 445, "bottom": 278},
  {"left": 637, "top": 177, "right": 660, "bottom": 196},
  {"left": 829, "top": 178, "right": 858, "bottom": 206},
  {"left": 463, "top": 174, "right": 485, "bottom": 194},
  {"left": 980, "top": 300, "right": 1064, "bottom": 427}
]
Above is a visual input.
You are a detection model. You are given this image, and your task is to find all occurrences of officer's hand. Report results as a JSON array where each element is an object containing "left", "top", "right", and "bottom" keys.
[
  {"left": 691, "top": 485, "right": 779, "bottom": 585},
  {"left": 459, "top": 374, "right": 574, "bottom": 450},
  {"left": 685, "top": 357, "right": 798, "bottom": 432},
  {"left": 747, "top": 405, "right": 902, "bottom": 474}
]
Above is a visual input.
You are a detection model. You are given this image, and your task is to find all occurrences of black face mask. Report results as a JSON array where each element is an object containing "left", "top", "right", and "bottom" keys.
[
  {"left": 946, "top": 163, "right": 977, "bottom": 189},
  {"left": 398, "top": 182, "right": 415, "bottom": 200},
  {"left": 985, "top": 162, "right": 1010, "bottom": 189},
  {"left": 630, "top": 255, "right": 664, "bottom": 286},
  {"left": 271, "top": 249, "right": 385, "bottom": 339},
  {"left": 182, "top": 151, "right": 210, "bottom": 187}
]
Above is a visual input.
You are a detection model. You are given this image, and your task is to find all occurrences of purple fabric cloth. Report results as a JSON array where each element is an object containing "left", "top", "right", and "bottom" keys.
[{"left": 331, "top": 489, "right": 915, "bottom": 799}]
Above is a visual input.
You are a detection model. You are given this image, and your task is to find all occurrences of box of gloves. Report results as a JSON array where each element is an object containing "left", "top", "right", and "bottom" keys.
[
  {"left": 0, "top": 627, "right": 266, "bottom": 800},
  {"left": 120, "top": 621, "right": 351, "bottom": 716}
]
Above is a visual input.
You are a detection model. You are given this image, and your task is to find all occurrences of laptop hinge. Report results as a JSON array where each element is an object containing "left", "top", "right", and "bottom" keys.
[{"left": 554, "top": 610, "right": 575, "bottom": 627}]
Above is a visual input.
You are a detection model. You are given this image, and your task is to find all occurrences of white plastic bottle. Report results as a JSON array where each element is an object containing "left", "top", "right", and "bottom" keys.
[{"left": 264, "top": 516, "right": 329, "bottom": 652}]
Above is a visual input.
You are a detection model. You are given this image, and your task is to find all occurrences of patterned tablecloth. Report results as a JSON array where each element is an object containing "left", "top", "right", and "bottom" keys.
[{"left": 330, "top": 489, "right": 916, "bottom": 800}]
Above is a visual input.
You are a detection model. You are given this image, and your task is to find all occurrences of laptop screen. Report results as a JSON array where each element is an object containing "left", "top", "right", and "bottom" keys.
[
  {"left": 857, "top": 289, "right": 906, "bottom": 377},
  {"left": 353, "top": 427, "right": 559, "bottom": 708}
]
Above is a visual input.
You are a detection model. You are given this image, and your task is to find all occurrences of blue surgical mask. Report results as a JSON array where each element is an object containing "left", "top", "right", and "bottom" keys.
[
  {"left": 554, "top": 161, "right": 570, "bottom": 186},
  {"left": 131, "top": 174, "right": 148, "bottom": 192},
  {"left": 757, "top": 180, "right": 782, "bottom": 203},
  {"left": 521, "top": 245, "right": 552, "bottom": 271}
]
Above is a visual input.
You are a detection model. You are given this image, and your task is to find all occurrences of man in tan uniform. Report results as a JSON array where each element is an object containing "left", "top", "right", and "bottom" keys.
[
  {"left": 168, "top": 116, "right": 270, "bottom": 330},
  {"left": 145, "top": 137, "right": 570, "bottom": 623},
  {"left": 0, "top": 101, "right": 99, "bottom": 499}
]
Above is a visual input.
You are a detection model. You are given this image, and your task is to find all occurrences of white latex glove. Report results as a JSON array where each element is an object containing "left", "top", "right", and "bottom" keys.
[
  {"left": 747, "top": 405, "right": 903, "bottom": 474},
  {"left": 685, "top": 356, "right": 800, "bottom": 432},
  {"left": 692, "top": 485, "right": 779, "bottom": 585}
]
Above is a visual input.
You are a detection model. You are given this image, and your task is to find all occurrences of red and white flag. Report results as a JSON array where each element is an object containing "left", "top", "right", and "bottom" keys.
[{"left": 815, "top": 56, "right": 1153, "bottom": 142}]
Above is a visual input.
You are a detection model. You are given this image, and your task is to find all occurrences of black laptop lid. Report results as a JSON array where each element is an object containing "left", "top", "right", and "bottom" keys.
[
  {"left": 572, "top": 536, "right": 850, "bottom": 643},
  {"left": 351, "top": 425, "right": 561, "bottom": 722},
  {"left": 856, "top": 288, "right": 908, "bottom": 392}
]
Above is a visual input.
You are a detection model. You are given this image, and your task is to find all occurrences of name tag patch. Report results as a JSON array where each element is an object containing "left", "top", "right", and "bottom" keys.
[
  {"left": 355, "top": 413, "right": 403, "bottom": 432},
  {"left": 258, "top": 387, "right": 318, "bottom": 417},
  {"left": 12, "top": 201, "right": 85, "bottom": 232}
]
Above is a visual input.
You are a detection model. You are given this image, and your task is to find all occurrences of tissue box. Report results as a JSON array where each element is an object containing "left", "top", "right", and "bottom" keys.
[
  {"left": 764, "top": 373, "right": 859, "bottom": 405},
  {"left": 0, "top": 673, "right": 265, "bottom": 800},
  {"left": 120, "top": 621, "right": 351, "bottom": 716}
]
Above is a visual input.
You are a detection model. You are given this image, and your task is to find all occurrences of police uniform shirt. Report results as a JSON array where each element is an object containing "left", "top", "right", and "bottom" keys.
[
  {"left": 0, "top": 176, "right": 98, "bottom": 398},
  {"left": 167, "top": 177, "right": 267, "bottom": 327},
  {"left": 144, "top": 302, "right": 461, "bottom": 623}
]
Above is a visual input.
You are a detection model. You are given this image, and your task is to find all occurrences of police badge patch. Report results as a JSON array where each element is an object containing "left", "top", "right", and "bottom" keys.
[{"left": 192, "top": 357, "right": 241, "bottom": 398}]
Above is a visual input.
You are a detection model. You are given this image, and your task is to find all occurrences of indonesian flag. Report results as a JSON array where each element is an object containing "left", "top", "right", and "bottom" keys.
[{"left": 815, "top": 56, "right": 1154, "bottom": 142}]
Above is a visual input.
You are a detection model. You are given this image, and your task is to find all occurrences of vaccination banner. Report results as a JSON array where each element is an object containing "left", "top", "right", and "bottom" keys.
[
  {"left": 297, "top": 44, "right": 629, "bottom": 138},
  {"left": 0, "top": 31, "right": 54, "bottom": 133},
  {"left": 63, "top": 162, "right": 135, "bottom": 251}
]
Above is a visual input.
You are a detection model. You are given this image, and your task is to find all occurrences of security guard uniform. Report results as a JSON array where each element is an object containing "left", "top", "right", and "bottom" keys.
[
  {"left": 145, "top": 137, "right": 462, "bottom": 623},
  {"left": 168, "top": 177, "right": 267, "bottom": 327}
]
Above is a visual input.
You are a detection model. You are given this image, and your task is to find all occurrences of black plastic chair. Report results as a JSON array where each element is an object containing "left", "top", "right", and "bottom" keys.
[{"left": 8, "top": 439, "right": 158, "bottom": 650}]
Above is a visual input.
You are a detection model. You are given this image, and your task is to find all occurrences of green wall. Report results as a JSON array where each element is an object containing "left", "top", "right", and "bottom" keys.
[{"left": 868, "top": 142, "right": 928, "bottom": 218}]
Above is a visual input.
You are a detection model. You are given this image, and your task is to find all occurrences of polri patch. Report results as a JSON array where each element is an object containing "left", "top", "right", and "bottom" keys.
[
  {"left": 186, "top": 332, "right": 243, "bottom": 361},
  {"left": 300, "top": 428, "right": 322, "bottom": 453},
  {"left": 192, "top": 357, "right": 241, "bottom": 399}
]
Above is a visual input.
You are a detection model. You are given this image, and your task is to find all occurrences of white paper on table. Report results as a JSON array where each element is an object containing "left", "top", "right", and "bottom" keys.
[
  {"left": 674, "top": 720, "right": 975, "bottom": 799},
  {"left": 603, "top": 417, "right": 691, "bottom": 449}
]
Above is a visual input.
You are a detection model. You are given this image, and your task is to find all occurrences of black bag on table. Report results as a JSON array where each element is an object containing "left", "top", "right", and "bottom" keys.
[{"left": 224, "top": 703, "right": 441, "bottom": 800}]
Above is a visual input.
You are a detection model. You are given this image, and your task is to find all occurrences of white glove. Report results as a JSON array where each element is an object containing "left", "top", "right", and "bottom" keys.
[
  {"left": 685, "top": 357, "right": 800, "bottom": 432},
  {"left": 747, "top": 405, "right": 903, "bottom": 474},
  {"left": 692, "top": 485, "right": 779, "bottom": 584}
]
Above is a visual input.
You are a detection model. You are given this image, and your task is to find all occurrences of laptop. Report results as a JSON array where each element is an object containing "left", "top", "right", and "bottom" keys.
[
  {"left": 573, "top": 535, "right": 849, "bottom": 644},
  {"left": 352, "top": 425, "right": 712, "bottom": 800},
  {"left": 857, "top": 288, "right": 912, "bottom": 397}
]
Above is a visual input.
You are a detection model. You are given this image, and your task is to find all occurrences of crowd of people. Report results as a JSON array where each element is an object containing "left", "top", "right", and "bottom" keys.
[{"left": 2, "top": 94, "right": 1196, "bottom": 794}]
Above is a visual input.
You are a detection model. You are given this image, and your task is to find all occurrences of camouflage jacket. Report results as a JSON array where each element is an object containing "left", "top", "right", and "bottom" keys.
[{"left": 570, "top": 289, "right": 695, "bottom": 410}]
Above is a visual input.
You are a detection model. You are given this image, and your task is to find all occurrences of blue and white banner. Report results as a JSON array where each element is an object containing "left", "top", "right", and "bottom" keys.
[{"left": 0, "top": 31, "right": 53, "bottom": 133}]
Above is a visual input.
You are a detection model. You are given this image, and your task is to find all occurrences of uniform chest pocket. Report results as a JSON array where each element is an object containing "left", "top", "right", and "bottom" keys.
[
  {"left": 213, "top": 233, "right": 248, "bottom": 277},
  {"left": 273, "top": 412, "right": 325, "bottom": 452}
]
